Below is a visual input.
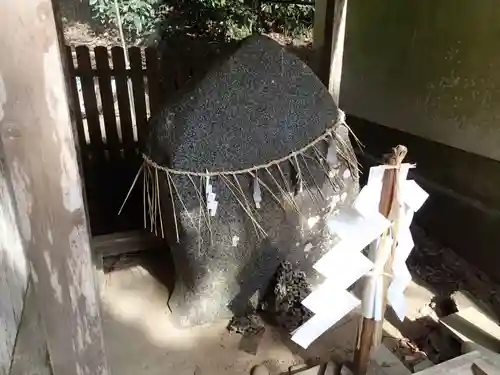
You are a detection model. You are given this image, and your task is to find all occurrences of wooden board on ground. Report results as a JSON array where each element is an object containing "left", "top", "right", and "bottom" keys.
[
  {"left": 414, "top": 351, "right": 500, "bottom": 375},
  {"left": 10, "top": 282, "right": 52, "bottom": 375},
  {"left": 370, "top": 344, "right": 412, "bottom": 375},
  {"left": 0, "top": 1, "right": 110, "bottom": 374},
  {"left": 0, "top": 142, "right": 28, "bottom": 375},
  {"left": 440, "top": 307, "right": 500, "bottom": 354},
  {"left": 91, "top": 230, "right": 165, "bottom": 257}
]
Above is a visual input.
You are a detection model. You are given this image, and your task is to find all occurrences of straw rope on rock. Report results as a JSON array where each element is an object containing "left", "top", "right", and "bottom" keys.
[
  {"left": 122, "top": 109, "right": 359, "bottom": 241},
  {"left": 121, "top": 35, "right": 360, "bottom": 327}
]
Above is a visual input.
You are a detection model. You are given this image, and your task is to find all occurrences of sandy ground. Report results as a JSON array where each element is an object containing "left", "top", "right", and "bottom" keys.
[
  {"left": 98, "top": 224, "right": 500, "bottom": 375},
  {"left": 13, "top": 228, "right": 500, "bottom": 375},
  {"left": 98, "top": 261, "right": 432, "bottom": 375},
  {"left": 101, "top": 266, "right": 305, "bottom": 375},
  {"left": 100, "top": 264, "right": 369, "bottom": 375},
  {"left": 12, "top": 220, "right": 500, "bottom": 375}
]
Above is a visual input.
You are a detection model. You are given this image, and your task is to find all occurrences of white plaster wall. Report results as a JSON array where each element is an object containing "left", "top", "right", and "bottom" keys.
[{"left": 341, "top": 0, "right": 500, "bottom": 161}]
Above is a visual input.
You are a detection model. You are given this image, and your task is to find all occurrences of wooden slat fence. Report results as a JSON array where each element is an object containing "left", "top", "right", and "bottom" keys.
[
  {"left": 66, "top": 45, "right": 207, "bottom": 164},
  {"left": 66, "top": 45, "right": 213, "bottom": 235},
  {"left": 67, "top": 45, "right": 153, "bottom": 163}
]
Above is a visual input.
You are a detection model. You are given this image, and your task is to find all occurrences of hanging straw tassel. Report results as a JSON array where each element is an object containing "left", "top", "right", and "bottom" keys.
[
  {"left": 165, "top": 170, "right": 180, "bottom": 242},
  {"left": 118, "top": 109, "right": 361, "bottom": 245}
]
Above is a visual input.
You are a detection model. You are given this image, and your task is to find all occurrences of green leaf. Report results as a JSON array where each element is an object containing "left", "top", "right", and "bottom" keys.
[{"left": 133, "top": 15, "right": 142, "bottom": 32}]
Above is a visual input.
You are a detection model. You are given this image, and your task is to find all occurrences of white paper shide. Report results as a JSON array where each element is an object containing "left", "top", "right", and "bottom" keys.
[
  {"left": 291, "top": 164, "right": 428, "bottom": 349},
  {"left": 205, "top": 176, "right": 218, "bottom": 216}
]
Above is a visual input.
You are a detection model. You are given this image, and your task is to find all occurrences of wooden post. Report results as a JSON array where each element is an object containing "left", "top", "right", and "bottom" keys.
[
  {"left": 353, "top": 146, "right": 407, "bottom": 375},
  {"left": 0, "top": 1, "right": 109, "bottom": 375},
  {"left": 314, "top": 0, "right": 348, "bottom": 104}
]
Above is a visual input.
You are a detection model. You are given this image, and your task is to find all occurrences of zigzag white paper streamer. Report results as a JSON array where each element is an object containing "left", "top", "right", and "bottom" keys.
[
  {"left": 292, "top": 164, "right": 428, "bottom": 349},
  {"left": 205, "top": 176, "right": 218, "bottom": 216},
  {"left": 386, "top": 179, "right": 428, "bottom": 321},
  {"left": 292, "top": 290, "right": 360, "bottom": 349},
  {"left": 292, "top": 204, "right": 388, "bottom": 349}
]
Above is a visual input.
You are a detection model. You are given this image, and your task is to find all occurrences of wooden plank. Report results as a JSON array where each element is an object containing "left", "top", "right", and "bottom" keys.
[
  {"left": 315, "top": 0, "right": 336, "bottom": 87},
  {"left": 0, "top": 1, "right": 110, "bottom": 374},
  {"left": 415, "top": 351, "right": 500, "bottom": 375},
  {"left": 91, "top": 230, "right": 164, "bottom": 257},
  {"left": 10, "top": 281, "right": 52, "bottom": 375},
  {"left": 75, "top": 46, "right": 105, "bottom": 161},
  {"left": 354, "top": 146, "right": 406, "bottom": 375},
  {"left": 354, "top": 317, "right": 377, "bottom": 375},
  {"left": 327, "top": 0, "right": 348, "bottom": 103},
  {"left": 111, "top": 46, "right": 135, "bottom": 157},
  {"left": 312, "top": 0, "right": 328, "bottom": 52},
  {"left": 94, "top": 46, "right": 121, "bottom": 161},
  {"left": 145, "top": 48, "right": 160, "bottom": 117},
  {"left": 129, "top": 47, "right": 148, "bottom": 140},
  {"left": 472, "top": 359, "right": 500, "bottom": 375},
  {"left": 440, "top": 307, "right": 500, "bottom": 354},
  {"left": 65, "top": 46, "right": 87, "bottom": 159},
  {"left": 316, "top": 0, "right": 348, "bottom": 104},
  {"left": 0, "top": 128, "right": 29, "bottom": 375}
]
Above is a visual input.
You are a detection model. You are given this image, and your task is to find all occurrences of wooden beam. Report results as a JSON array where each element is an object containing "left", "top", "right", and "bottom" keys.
[
  {"left": 0, "top": 1, "right": 109, "bottom": 375},
  {"left": 312, "top": 0, "right": 330, "bottom": 51},
  {"left": 314, "top": 0, "right": 349, "bottom": 104},
  {"left": 9, "top": 281, "right": 52, "bottom": 375},
  {"left": 92, "top": 230, "right": 165, "bottom": 258},
  {"left": 416, "top": 351, "right": 500, "bottom": 375},
  {"left": 353, "top": 146, "right": 407, "bottom": 375}
]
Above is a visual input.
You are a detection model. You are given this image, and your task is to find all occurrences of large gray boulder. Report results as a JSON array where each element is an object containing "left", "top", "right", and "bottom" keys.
[{"left": 143, "top": 35, "right": 358, "bottom": 327}]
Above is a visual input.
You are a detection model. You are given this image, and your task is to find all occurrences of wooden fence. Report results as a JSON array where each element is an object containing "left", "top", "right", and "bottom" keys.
[
  {"left": 65, "top": 45, "right": 198, "bottom": 234},
  {"left": 65, "top": 45, "right": 208, "bottom": 164}
]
